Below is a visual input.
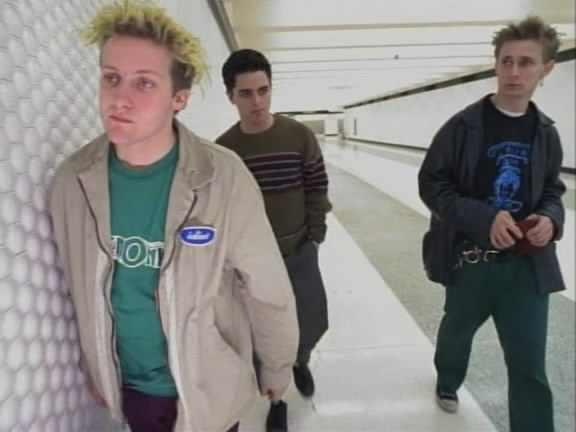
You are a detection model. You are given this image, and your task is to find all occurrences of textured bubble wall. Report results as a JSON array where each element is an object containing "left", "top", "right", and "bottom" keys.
[
  {"left": 0, "top": 0, "right": 236, "bottom": 429},
  {"left": 0, "top": 0, "right": 119, "bottom": 430}
]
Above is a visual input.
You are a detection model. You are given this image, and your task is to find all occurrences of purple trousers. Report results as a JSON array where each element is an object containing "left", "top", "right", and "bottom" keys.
[{"left": 122, "top": 387, "right": 240, "bottom": 432}]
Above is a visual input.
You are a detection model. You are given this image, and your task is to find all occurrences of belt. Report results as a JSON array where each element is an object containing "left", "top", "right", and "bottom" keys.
[{"left": 455, "top": 245, "right": 508, "bottom": 269}]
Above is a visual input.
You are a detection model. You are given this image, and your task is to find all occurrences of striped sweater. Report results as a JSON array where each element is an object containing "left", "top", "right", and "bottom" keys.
[{"left": 217, "top": 115, "right": 332, "bottom": 256}]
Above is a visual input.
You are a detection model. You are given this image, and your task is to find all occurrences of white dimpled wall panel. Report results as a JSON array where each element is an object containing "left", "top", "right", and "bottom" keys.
[{"left": 0, "top": 0, "right": 120, "bottom": 430}]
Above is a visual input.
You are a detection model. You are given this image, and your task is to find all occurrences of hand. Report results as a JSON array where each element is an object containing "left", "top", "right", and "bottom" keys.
[
  {"left": 86, "top": 377, "right": 107, "bottom": 407},
  {"left": 490, "top": 210, "right": 523, "bottom": 250},
  {"left": 525, "top": 214, "right": 554, "bottom": 247},
  {"left": 263, "top": 389, "right": 281, "bottom": 402}
]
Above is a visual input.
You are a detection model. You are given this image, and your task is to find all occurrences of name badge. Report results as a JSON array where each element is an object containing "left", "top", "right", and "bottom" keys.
[{"left": 179, "top": 226, "right": 216, "bottom": 247}]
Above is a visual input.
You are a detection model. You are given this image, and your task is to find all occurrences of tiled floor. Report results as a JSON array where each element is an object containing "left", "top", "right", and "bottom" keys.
[{"left": 239, "top": 216, "right": 497, "bottom": 432}]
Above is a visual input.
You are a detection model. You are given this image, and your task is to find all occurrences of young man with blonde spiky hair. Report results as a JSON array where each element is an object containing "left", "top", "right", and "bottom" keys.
[
  {"left": 419, "top": 16, "right": 565, "bottom": 432},
  {"left": 49, "top": 1, "right": 298, "bottom": 431}
]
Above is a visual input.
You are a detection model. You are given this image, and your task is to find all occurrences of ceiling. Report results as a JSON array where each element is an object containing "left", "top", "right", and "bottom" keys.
[{"left": 221, "top": 0, "right": 575, "bottom": 111}]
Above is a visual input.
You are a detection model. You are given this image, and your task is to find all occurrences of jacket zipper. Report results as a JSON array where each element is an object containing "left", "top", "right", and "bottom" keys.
[
  {"left": 154, "top": 192, "right": 198, "bottom": 311},
  {"left": 156, "top": 190, "right": 198, "bottom": 429},
  {"left": 160, "top": 192, "right": 199, "bottom": 275},
  {"left": 77, "top": 179, "right": 123, "bottom": 420}
]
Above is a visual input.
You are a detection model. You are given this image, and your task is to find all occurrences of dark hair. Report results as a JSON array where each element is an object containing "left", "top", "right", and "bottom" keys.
[
  {"left": 492, "top": 16, "right": 561, "bottom": 63},
  {"left": 222, "top": 49, "right": 272, "bottom": 93}
]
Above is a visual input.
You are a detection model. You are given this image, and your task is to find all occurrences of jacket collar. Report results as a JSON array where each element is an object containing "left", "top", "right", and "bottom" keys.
[
  {"left": 72, "top": 120, "right": 214, "bottom": 255},
  {"left": 74, "top": 119, "right": 214, "bottom": 189},
  {"left": 460, "top": 94, "right": 555, "bottom": 129}
]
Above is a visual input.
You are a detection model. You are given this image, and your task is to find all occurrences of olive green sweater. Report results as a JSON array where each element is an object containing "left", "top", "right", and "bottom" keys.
[{"left": 217, "top": 115, "right": 332, "bottom": 256}]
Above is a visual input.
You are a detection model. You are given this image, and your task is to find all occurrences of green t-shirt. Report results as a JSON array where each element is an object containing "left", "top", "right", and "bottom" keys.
[{"left": 109, "top": 143, "right": 178, "bottom": 397}]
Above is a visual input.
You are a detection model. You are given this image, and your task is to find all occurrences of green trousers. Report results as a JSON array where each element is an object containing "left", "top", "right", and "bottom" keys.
[{"left": 435, "top": 254, "right": 554, "bottom": 432}]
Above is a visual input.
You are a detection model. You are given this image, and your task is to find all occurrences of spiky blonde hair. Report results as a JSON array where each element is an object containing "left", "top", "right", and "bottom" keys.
[{"left": 82, "top": 0, "right": 207, "bottom": 90}]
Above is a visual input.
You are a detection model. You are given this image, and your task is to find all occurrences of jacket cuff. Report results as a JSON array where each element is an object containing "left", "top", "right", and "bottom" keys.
[
  {"left": 536, "top": 210, "right": 564, "bottom": 240},
  {"left": 308, "top": 225, "right": 327, "bottom": 243},
  {"left": 469, "top": 207, "right": 499, "bottom": 248}
]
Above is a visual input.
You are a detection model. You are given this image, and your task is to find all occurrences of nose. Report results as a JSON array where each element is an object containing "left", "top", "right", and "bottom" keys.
[
  {"left": 510, "top": 62, "right": 520, "bottom": 76},
  {"left": 251, "top": 93, "right": 262, "bottom": 107},
  {"left": 106, "top": 84, "right": 133, "bottom": 111}
]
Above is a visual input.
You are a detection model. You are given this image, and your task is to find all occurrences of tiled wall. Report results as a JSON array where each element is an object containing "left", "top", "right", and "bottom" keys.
[{"left": 0, "top": 0, "right": 233, "bottom": 430}]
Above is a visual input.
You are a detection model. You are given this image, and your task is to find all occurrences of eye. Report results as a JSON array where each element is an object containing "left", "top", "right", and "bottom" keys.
[
  {"left": 136, "top": 77, "right": 156, "bottom": 90},
  {"left": 239, "top": 90, "right": 253, "bottom": 99},
  {"left": 102, "top": 73, "right": 120, "bottom": 86},
  {"left": 519, "top": 58, "right": 535, "bottom": 67},
  {"left": 257, "top": 87, "right": 269, "bottom": 96}
]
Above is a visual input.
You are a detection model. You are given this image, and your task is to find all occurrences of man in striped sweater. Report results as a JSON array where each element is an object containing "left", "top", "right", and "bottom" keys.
[{"left": 217, "top": 49, "right": 331, "bottom": 432}]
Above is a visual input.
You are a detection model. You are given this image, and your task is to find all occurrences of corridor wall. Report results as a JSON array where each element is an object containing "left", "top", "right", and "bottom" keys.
[{"left": 344, "top": 59, "right": 575, "bottom": 170}]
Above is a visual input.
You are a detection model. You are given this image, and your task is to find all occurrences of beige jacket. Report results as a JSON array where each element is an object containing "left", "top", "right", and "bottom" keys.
[{"left": 48, "top": 121, "right": 299, "bottom": 432}]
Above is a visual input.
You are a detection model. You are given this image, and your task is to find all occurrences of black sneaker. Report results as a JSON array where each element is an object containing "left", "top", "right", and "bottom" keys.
[
  {"left": 266, "top": 400, "right": 287, "bottom": 432},
  {"left": 435, "top": 388, "right": 459, "bottom": 413},
  {"left": 293, "top": 363, "right": 315, "bottom": 397}
]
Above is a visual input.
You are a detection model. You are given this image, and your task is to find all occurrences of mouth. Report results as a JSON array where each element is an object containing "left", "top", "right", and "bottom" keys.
[{"left": 109, "top": 115, "right": 133, "bottom": 124}]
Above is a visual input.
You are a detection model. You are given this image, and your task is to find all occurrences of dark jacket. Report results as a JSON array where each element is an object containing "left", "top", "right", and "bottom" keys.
[{"left": 418, "top": 95, "right": 566, "bottom": 293}]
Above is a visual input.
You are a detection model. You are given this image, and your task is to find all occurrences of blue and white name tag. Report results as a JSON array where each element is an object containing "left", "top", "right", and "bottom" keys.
[{"left": 179, "top": 226, "right": 217, "bottom": 247}]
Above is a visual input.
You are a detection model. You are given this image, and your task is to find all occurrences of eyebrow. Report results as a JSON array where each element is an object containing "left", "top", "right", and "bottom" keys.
[
  {"left": 239, "top": 86, "right": 270, "bottom": 92},
  {"left": 101, "top": 65, "right": 163, "bottom": 77},
  {"left": 501, "top": 55, "right": 536, "bottom": 62}
]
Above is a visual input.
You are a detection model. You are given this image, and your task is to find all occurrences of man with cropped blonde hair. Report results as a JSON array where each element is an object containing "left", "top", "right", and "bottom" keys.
[
  {"left": 419, "top": 16, "right": 565, "bottom": 432},
  {"left": 49, "top": 1, "right": 298, "bottom": 431}
]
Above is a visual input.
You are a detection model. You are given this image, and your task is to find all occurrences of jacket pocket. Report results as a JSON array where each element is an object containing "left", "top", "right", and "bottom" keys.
[
  {"left": 532, "top": 242, "right": 566, "bottom": 293},
  {"left": 422, "top": 227, "right": 455, "bottom": 285},
  {"left": 195, "top": 322, "right": 255, "bottom": 429}
]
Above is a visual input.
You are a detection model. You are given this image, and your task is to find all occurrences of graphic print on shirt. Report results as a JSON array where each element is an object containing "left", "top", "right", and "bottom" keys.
[
  {"left": 112, "top": 235, "right": 164, "bottom": 269},
  {"left": 487, "top": 141, "right": 530, "bottom": 213}
]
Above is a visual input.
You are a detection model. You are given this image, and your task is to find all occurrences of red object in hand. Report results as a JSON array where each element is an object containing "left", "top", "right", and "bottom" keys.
[{"left": 513, "top": 218, "right": 542, "bottom": 255}]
